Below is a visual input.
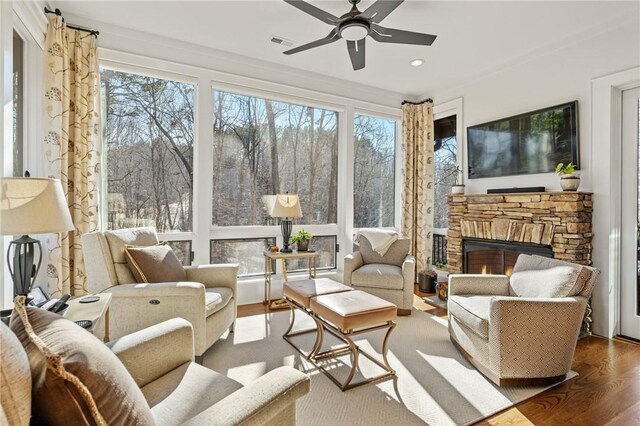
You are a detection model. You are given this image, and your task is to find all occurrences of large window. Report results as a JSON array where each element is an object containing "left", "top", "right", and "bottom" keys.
[
  {"left": 433, "top": 115, "right": 458, "bottom": 229},
  {"left": 101, "top": 68, "right": 195, "bottom": 232},
  {"left": 211, "top": 238, "right": 276, "bottom": 277},
  {"left": 12, "top": 31, "right": 24, "bottom": 177},
  {"left": 212, "top": 91, "right": 338, "bottom": 226},
  {"left": 353, "top": 114, "right": 396, "bottom": 228}
]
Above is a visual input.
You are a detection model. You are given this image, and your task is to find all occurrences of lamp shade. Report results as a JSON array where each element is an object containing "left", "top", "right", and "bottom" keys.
[
  {"left": 0, "top": 178, "right": 74, "bottom": 235},
  {"left": 262, "top": 194, "right": 302, "bottom": 218}
]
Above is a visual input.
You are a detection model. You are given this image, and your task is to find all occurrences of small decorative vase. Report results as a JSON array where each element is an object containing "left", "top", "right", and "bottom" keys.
[
  {"left": 451, "top": 184, "right": 465, "bottom": 195},
  {"left": 297, "top": 239, "right": 309, "bottom": 251},
  {"left": 560, "top": 174, "right": 580, "bottom": 191}
]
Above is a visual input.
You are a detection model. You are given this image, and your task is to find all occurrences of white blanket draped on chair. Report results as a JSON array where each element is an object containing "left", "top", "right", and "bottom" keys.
[{"left": 355, "top": 229, "right": 399, "bottom": 256}]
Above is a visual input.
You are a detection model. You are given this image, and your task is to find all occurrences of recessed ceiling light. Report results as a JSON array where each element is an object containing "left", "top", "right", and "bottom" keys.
[{"left": 410, "top": 59, "right": 425, "bottom": 67}]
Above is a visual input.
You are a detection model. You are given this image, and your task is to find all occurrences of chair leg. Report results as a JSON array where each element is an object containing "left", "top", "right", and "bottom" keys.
[
  {"left": 195, "top": 355, "right": 203, "bottom": 365},
  {"left": 229, "top": 321, "right": 235, "bottom": 333}
]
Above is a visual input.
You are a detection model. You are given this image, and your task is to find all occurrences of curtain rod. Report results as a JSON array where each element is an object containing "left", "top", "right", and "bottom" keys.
[
  {"left": 44, "top": 7, "right": 100, "bottom": 37},
  {"left": 401, "top": 99, "right": 433, "bottom": 105}
]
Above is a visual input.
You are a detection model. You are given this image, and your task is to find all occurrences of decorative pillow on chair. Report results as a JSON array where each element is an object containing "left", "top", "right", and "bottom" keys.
[
  {"left": 125, "top": 243, "right": 187, "bottom": 283},
  {"left": 509, "top": 266, "right": 581, "bottom": 298},
  {"left": 9, "top": 297, "right": 154, "bottom": 425}
]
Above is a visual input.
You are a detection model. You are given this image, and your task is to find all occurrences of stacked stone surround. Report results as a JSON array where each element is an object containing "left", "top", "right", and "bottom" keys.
[{"left": 447, "top": 192, "right": 593, "bottom": 274}]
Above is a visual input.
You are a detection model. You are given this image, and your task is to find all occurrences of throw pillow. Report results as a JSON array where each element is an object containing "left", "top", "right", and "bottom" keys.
[
  {"left": 512, "top": 254, "right": 589, "bottom": 296},
  {"left": 509, "top": 266, "right": 581, "bottom": 298},
  {"left": 125, "top": 243, "right": 187, "bottom": 283},
  {"left": 9, "top": 297, "right": 154, "bottom": 426},
  {"left": 0, "top": 322, "right": 31, "bottom": 426}
]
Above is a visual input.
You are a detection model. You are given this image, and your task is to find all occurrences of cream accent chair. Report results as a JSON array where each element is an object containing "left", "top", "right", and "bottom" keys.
[
  {"left": 82, "top": 227, "right": 238, "bottom": 358},
  {"left": 448, "top": 254, "right": 599, "bottom": 386},
  {"left": 0, "top": 318, "right": 310, "bottom": 425},
  {"left": 343, "top": 236, "right": 415, "bottom": 314}
]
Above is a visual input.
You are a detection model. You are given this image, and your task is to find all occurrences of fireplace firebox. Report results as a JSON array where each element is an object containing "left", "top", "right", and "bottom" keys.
[{"left": 463, "top": 238, "right": 553, "bottom": 275}]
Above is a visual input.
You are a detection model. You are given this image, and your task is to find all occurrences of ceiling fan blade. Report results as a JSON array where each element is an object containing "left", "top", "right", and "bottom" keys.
[
  {"left": 347, "top": 39, "right": 365, "bottom": 71},
  {"left": 360, "top": 0, "right": 404, "bottom": 23},
  {"left": 283, "top": 0, "right": 340, "bottom": 25},
  {"left": 370, "top": 24, "right": 437, "bottom": 45},
  {"left": 284, "top": 28, "right": 341, "bottom": 55}
]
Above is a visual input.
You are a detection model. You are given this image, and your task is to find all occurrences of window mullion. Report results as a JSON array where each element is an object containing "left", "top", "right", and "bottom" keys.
[
  {"left": 193, "top": 79, "right": 213, "bottom": 265},
  {"left": 340, "top": 106, "right": 355, "bottom": 269}
]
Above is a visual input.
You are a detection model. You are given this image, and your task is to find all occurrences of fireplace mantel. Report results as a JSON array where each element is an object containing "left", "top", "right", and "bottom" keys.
[{"left": 446, "top": 192, "right": 593, "bottom": 274}]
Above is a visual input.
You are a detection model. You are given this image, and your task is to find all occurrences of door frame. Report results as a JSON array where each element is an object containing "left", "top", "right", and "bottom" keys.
[
  {"left": 591, "top": 67, "right": 640, "bottom": 338},
  {"left": 620, "top": 86, "right": 640, "bottom": 339}
]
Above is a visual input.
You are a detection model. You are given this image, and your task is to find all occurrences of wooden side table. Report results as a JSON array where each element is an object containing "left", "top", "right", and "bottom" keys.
[
  {"left": 64, "top": 293, "right": 112, "bottom": 342},
  {"left": 264, "top": 250, "right": 320, "bottom": 309}
]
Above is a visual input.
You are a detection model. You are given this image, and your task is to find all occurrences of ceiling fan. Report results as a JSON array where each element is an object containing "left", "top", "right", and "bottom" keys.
[{"left": 283, "top": 0, "right": 437, "bottom": 71}]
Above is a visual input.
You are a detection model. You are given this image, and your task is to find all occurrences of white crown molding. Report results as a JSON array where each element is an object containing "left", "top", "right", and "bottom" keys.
[{"left": 13, "top": 0, "right": 47, "bottom": 48}]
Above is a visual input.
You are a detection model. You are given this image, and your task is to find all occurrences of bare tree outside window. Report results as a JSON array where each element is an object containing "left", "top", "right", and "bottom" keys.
[
  {"left": 101, "top": 68, "right": 195, "bottom": 232},
  {"left": 434, "top": 116, "right": 458, "bottom": 229},
  {"left": 212, "top": 91, "right": 338, "bottom": 226},
  {"left": 353, "top": 114, "right": 396, "bottom": 228}
]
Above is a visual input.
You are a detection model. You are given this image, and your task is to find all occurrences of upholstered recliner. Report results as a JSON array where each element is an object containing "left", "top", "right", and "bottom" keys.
[
  {"left": 448, "top": 254, "right": 599, "bottom": 386},
  {"left": 343, "top": 236, "right": 415, "bottom": 313},
  {"left": 0, "top": 317, "right": 310, "bottom": 425},
  {"left": 82, "top": 227, "right": 238, "bottom": 357}
]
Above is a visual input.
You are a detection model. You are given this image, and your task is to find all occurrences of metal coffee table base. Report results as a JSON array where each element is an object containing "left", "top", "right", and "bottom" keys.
[{"left": 283, "top": 297, "right": 396, "bottom": 391}]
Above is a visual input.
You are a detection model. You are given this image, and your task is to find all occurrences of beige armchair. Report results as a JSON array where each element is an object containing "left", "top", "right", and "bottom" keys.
[
  {"left": 1, "top": 318, "right": 310, "bottom": 425},
  {"left": 343, "top": 236, "right": 415, "bottom": 314},
  {"left": 448, "top": 254, "right": 599, "bottom": 386},
  {"left": 82, "top": 227, "right": 238, "bottom": 358}
]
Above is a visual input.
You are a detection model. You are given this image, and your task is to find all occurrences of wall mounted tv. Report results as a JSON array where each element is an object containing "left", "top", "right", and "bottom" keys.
[{"left": 467, "top": 101, "right": 579, "bottom": 179}]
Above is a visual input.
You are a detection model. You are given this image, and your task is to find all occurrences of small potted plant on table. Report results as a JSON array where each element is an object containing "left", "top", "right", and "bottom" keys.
[
  {"left": 291, "top": 229, "right": 313, "bottom": 251},
  {"left": 555, "top": 162, "right": 580, "bottom": 191}
]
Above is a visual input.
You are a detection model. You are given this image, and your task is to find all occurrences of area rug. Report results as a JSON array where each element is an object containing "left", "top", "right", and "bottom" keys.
[
  {"left": 204, "top": 308, "right": 576, "bottom": 426},
  {"left": 423, "top": 295, "right": 448, "bottom": 310}
]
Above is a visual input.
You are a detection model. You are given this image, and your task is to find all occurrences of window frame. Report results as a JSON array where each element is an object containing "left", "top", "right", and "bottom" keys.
[
  {"left": 352, "top": 110, "right": 400, "bottom": 231},
  {"left": 433, "top": 98, "right": 464, "bottom": 236},
  {"left": 98, "top": 48, "right": 402, "bottom": 277},
  {"left": 99, "top": 60, "right": 200, "bottom": 246}
]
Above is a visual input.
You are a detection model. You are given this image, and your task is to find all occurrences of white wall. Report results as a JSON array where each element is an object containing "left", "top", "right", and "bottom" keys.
[{"left": 426, "top": 17, "right": 640, "bottom": 337}]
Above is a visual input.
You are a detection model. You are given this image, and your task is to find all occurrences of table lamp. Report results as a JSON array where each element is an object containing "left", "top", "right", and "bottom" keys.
[
  {"left": 263, "top": 194, "right": 302, "bottom": 253},
  {"left": 0, "top": 177, "right": 74, "bottom": 297}
]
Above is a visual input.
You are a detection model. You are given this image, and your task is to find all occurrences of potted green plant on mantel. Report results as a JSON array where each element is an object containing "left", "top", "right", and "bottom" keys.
[
  {"left": 291, "top": 229, "right": 313, "bottom": 251},
  {"left": 555, "top": 162, "right": 580, "bottom": 191}
]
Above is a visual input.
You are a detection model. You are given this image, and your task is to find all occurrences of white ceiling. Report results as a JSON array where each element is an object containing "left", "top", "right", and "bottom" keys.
[{"left": 53, "top": 1, "right": 639, "bottom": 97}]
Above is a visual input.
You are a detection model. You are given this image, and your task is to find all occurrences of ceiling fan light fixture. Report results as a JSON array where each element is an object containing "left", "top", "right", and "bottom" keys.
[
  {"left": 339, "top": 21, "right": 369, "bottom": 41},
  {"left": 410, "top": 58, "right": 425, "bottom": 67}
]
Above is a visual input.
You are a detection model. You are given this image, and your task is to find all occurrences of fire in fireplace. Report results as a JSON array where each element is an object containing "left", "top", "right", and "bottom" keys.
[{"left": 463, "top": 239, "right": 553, "bottom": 276}]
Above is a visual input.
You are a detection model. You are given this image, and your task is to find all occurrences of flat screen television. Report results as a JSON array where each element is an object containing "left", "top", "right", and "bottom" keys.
[{"left": 467, "top": 101, "right": 579, "bottom": 179}]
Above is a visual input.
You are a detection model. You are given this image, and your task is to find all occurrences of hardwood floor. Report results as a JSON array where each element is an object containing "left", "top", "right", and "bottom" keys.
[{"left": 237, "top": 288, "right": 640, "bottom": 425}]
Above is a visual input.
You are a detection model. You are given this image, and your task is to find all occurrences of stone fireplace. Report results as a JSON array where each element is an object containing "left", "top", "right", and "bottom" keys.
[{"left": 447, "top": 192, "right": 593, "bottom": 274}]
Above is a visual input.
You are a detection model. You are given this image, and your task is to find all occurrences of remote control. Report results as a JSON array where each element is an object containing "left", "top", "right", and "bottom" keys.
[
  {"left": 49, "top": 294, "right": 71, "bottom": 314},
  {"left": 75, "top": 320, "right": 93, "bottom": 329}
]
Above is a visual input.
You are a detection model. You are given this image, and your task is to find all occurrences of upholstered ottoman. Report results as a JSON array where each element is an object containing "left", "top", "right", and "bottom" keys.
[
  {"left": 283, "top": 281, "right": 397, "bottom": 391},
  {"left": 283, "top": 278, "right": 353, "bottom": 309}
]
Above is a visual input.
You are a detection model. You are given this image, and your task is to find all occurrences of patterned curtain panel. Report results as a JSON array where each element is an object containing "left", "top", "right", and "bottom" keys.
[
  {"left": 43, "top": 16, "right": 101, "bottom": 296},
  {"left": 401, "top": 101, "right": 435, "bottom": 276}
]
